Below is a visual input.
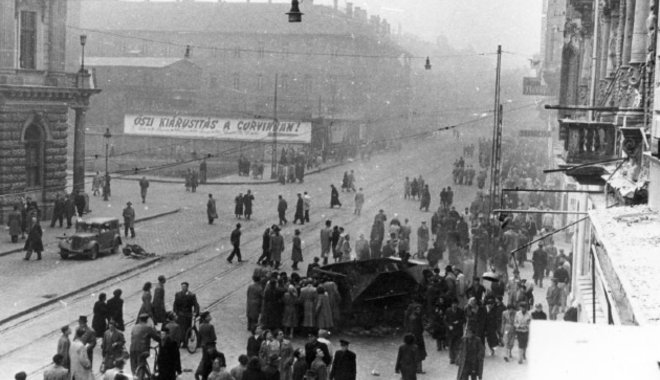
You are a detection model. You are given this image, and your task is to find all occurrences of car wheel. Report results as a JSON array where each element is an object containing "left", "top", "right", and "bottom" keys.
[
  {"left": 90, "top": 245, "right": 99, "bottom": 260},
  {"left": 60, "top": 250, "right": 69, "bottom": 260}
]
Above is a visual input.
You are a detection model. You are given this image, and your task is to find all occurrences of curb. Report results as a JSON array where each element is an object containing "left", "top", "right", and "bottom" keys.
[
  {"left": 0, "top": 208, "right": 182, "bottom": 258},
  {"left": 0, "top": 256, "right": 162, "bottom": 327},
  {"left": 114, "top": 162, "right": 345, "bottom": 185}
]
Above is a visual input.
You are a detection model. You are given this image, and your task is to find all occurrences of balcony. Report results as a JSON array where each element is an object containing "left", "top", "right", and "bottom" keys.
[{"left": 559, "top": 120, "right": 616, "bottom": 164}]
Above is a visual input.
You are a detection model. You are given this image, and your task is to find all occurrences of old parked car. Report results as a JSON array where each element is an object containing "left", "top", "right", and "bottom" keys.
[{"left": 58, "top": 217, "right": 122, "bottom": 260}]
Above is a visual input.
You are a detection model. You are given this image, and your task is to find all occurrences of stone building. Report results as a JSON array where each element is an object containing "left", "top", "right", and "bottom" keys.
[
  {"left": 0, "top": 1, "right": 98, "bottom": 222},
  {"left": 67, "top": 0, "right": 411, "bottom": 163}
]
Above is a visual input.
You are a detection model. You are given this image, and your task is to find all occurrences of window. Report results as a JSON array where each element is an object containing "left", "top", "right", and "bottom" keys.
[
  {"left": 19, "top": 11, "right": 37, "bottom": 69},
  {"left": 256, "top": 74, "right": 264, "bottom": 90},
  {"left": 24, "top": 123, "right": 43, "bottom": 187},
  {"left": 233, "top": 73, "right": 240, "bottom": 90},
  {"left": 258, "top": 42, "right": 265, "bottom": 59},
  {"left": 233, "top": 47, "right": 241, "bottom": 59}
]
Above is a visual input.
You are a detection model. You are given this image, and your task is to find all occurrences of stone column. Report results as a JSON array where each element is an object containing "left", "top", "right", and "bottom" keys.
[
  {"left": 623, "top": 0, "right": 636, "bottom": 64},
  {"left": 600, "top": 9, "right": 612, "bottom": 79},
  {"left": 631, "top": 0, "right": 650, "bottom": 63},
  {"left": 72, "top": 106, "right": 87, "bottom": 194}
]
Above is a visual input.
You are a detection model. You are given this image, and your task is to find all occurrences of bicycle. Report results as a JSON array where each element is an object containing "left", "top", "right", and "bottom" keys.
[
  {"left": 185, "top": 314, "right": 200, "bottom": 354},
  {"left": 134, "top": 344, "right": 159, "bottom": 380}
]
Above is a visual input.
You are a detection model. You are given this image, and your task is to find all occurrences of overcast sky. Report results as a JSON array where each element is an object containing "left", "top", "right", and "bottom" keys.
[{"left": 136, "top": 0, "right": 543, "bottom": 58}]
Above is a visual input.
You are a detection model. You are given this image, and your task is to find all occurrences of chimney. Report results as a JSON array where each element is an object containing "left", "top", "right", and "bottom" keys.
[{"left": 333, "top": 0, "right": 338, "bottom": 10}]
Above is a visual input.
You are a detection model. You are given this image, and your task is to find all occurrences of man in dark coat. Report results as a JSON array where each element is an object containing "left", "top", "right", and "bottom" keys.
[
  {"left": 199, "top": 159, "right": 208, "bottom": 184},
  {"left": 198, "top": 311, "right": 217, "bottom": 349},
  {"left": 330, "top": 184, "right": 341, "bottom": 208},
  {"left": 227, "top": 223, "right": 242, "bottom": 263},
  {"left": 106, "top": 289, "right": 125, "bottom": 331},
  {"left": 139, "top": 177, "right": 149, "bottom": 203},
  {"left": 157, "top": 327, "right": 182, "bottom": 380},
  {"left": 243, "top": 190, "right": 254, "bottom": 220},
  {"left": 7, "top": 205, "right": 22, "bottom": 243},
  {"left": 50, "top": 193, "right": 65, "bottom": 228},
  {"left": 293, "top": 193, "right": 305, "bottom": 225},
  {"left": 456, "top": 329, "right": 485, "bottom": 380},
  {"left": 445, "top": 298, "right": 465, "bottom": 364},
  {"left": 74, "top": 191, "right": 86, "bottom": 217},
  {"left": 23, "top": 217, "right": 43, "bottom": 261},
  {"left": 532, "top": 242, "right": 548, "bottom": 288},
  {"left": 173, "top": 282, "right": 200, "bottom": 339},
  {"left": 330, "top": 339, "right": 356, "bottom": 380},
  {"left": 64, "top": 195, "right": 76, "bottom": 229},
  {"left": 122, "top": 202, "right": 136, "bottom": 238},
  {"left": 277, "top": 195, "right": 288, "bottom": 225},
  {"left": 246, "top": 276, "right": 263, "bottom": 332}
]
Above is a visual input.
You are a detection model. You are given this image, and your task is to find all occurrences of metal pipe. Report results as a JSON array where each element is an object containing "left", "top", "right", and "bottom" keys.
[
  {"left": 492, "top": 209, "right": 589, "bottom": 215},
  {"left": 502, "top": 188, "right": 604, "bottom": 194},
  {"left": 507, "top": 216, "right": 589, "bottom": 258},
  {"left": 544, "top": 105, "right": 643, "bottom": 111}
]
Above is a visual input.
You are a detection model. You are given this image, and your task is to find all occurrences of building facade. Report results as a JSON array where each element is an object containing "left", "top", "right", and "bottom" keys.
[
  {"left": 0, "top": 0, "right": 97, "bottom": 222},
  {"left": 68, "top": 0, "right": 412, "bottom": 165}
]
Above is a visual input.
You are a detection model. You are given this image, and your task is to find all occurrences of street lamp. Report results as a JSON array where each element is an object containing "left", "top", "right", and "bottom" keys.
[
  {"left": 79, "top": 34, "right": 87, "bottom": 73},
  {"left": 103, "top": 128, "right": 112, "bottom": 201},
  {"left": 286, "top": 0, "right": 303, "bottom": 22}
]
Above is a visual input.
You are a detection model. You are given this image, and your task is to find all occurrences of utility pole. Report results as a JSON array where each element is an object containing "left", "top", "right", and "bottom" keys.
[
  {"left": 271, "top": 74, "right": 279, "bottom": 179},
  {"left": 482, "top": 45, "right": 503, "bottom": 279}
]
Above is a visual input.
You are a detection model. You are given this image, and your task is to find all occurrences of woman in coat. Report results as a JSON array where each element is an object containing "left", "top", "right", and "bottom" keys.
[
  {"left": 7, "top": 205, "right": 22, "bottom": 243},
  {"left": 92, "top": 293, "right": 109, "bottom": 338},
  {"left": 340, "top": 234, "right": 352, "bottom": 262},
  {"left": 270, "top": 228, "right": 285, "bottom": 269},
  {"left": 330, "top": 185, "right": 341, "bottom": 208},
  {"left": 420, "top": 185, "right": 431, "bottom": 212},
  {"left": 300, "top": 281, "right": 317, "bottom": 331},
  {"left": 315, "top": 286, "right": 333, "bottom": 330},
  {"left": 23, "top": 217, "right": 43, "bottom": 260},
  {"left": 395, "top": 334, "right": 419, "bottom": 380},
  {"left": 501, "top": 304, "right": 516, "bottom": 361},
  {"left": 152, "top": 276, "right": 167, "bottom": 326},
  {"left": 282, "top": 285, "right": 299, "bottom": 338},
  {"left": 137, "top": 282, "right": 153, "bottom": 322},
  {"left": 291, "top": 230, "right": 303, "bottom": 271},
  {"left": 235, "top": 193, "right": 244, "bottom": 219}
]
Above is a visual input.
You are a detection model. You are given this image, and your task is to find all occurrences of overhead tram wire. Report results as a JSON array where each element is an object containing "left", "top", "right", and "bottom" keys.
[{"left": 66, "top": 25, "right": 496, "bottom": 62}]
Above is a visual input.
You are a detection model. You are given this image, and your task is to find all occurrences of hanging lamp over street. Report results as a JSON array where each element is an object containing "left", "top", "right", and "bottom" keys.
[
  {"left": 287, "top": 0, "right": 303, "bottom": 22},
  {"left": 424, "top": 56, "right": 431, "bottom": 70}
]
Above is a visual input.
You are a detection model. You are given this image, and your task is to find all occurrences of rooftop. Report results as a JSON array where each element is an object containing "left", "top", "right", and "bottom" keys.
[
  {"left": 77, "top": 1, "right": 382, "bottom": 37},
  {"left": 589, "top": 205, "right": 660, "bottom": 325}
]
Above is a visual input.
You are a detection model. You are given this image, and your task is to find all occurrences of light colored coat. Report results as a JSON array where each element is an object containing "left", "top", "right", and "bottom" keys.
[{"left": 69, "top": 340, "right": 93, "bottom": 380}]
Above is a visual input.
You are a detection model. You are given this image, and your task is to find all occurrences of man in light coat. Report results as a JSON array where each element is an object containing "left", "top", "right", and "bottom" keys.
[{"left": 69, "top": 328, "right": 94, "bottom": 380}]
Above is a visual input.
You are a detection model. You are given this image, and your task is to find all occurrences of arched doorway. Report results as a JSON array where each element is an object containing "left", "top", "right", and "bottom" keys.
[{"left": 24, "top": 123, "right": 44, "bottom": 188}]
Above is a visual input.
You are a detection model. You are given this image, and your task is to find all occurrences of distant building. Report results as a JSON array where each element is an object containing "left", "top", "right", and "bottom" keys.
[
  {"left": 0, "top": 1, "right": 98, "bottom": 222},
  {"left": 68, "top": 0, "right": 411, "bottom": 164}
]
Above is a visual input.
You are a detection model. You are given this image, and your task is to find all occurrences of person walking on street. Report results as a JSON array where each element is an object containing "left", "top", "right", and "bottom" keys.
[
  {"left": 320, "top": 220, "right": 332, "bottom": 265},
  {"left": 330, "top": 339, "right": 356, "bottom": 380},
  {"left": 137, "top": 282, "right": 154, "bottom": 322},
  {"left": 64, "top": 194, "right": 76, "bottom": 229},
  {"left": 330, "top": 184, "right": 342, "bottom": 208},
  {"left": 270, "top": 226, "right": 285, "bottom": 269},
  {"left": 129, "top": 313, "right": 161, "bottom": 374},
  {"left": 227, "top": 223, "right": 243, "bottom": 263},
  {"left": 445, "top": 298, "right": 465, "bottom": 365},
  {"left": 199, "top": 159, "right": 208, "bottom": 184},
  {"left": 92, "top": 293, "right": 109, "bottom": 339},
  {"left": 354, "top": 188, "right": 365, "bottom": 216},
  {"left": 23, "top": 217, "right": 43, "bottom": 261},
  {"left": 514, "top": 302, "right": 531, "bottom": 364},
  {"left": 303, "top": 191, "right": 311, "bottom": 222},
  {"left": 416, "top": 222, "right": 430, "bottom": 259},
  {"left": 278, "top": 195, "right": 288, "bottom": 225},
  {"left": 532, "top": 242, "right": 547, "bottom": 288},
  {"left": 191, "top": 170, "right": 199, "bottom": 193},
  {"left": 7, "top": 205, "right": 22, "bottom": 243},
  {"left": 456, "top": 328, "right": 485, "bottom": 380},
  {"left": 207, "top": 194, "right": 218, "bottom": 225},
  {"left": 122, "top": 202, "right": 136, "bottom": 238},
  {"left": 395, "top": 334, "right": 419, "bottom": 380},
  {"left": 139, "top": 177, "right": 150, "bottom": 203},
  {"left": 293, "top": 193, "right": 305, "bottom": 225}
]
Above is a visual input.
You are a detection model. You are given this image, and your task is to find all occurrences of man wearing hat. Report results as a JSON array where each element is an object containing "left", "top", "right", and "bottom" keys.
[
  {"left": 122, "top": 201, "right": 136, "bottom": 238},
  {"left": 157, "top": 326, "right": 182, "bottom": 380},
  {"left": 129, "top": 313, "right": 161, "bottom": 374},
  {"left": 329, "top": 339, "right": 356, "bottom": 380},
  {"left": 77, "top": 315, "right": 96, "bottom": 367}
]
